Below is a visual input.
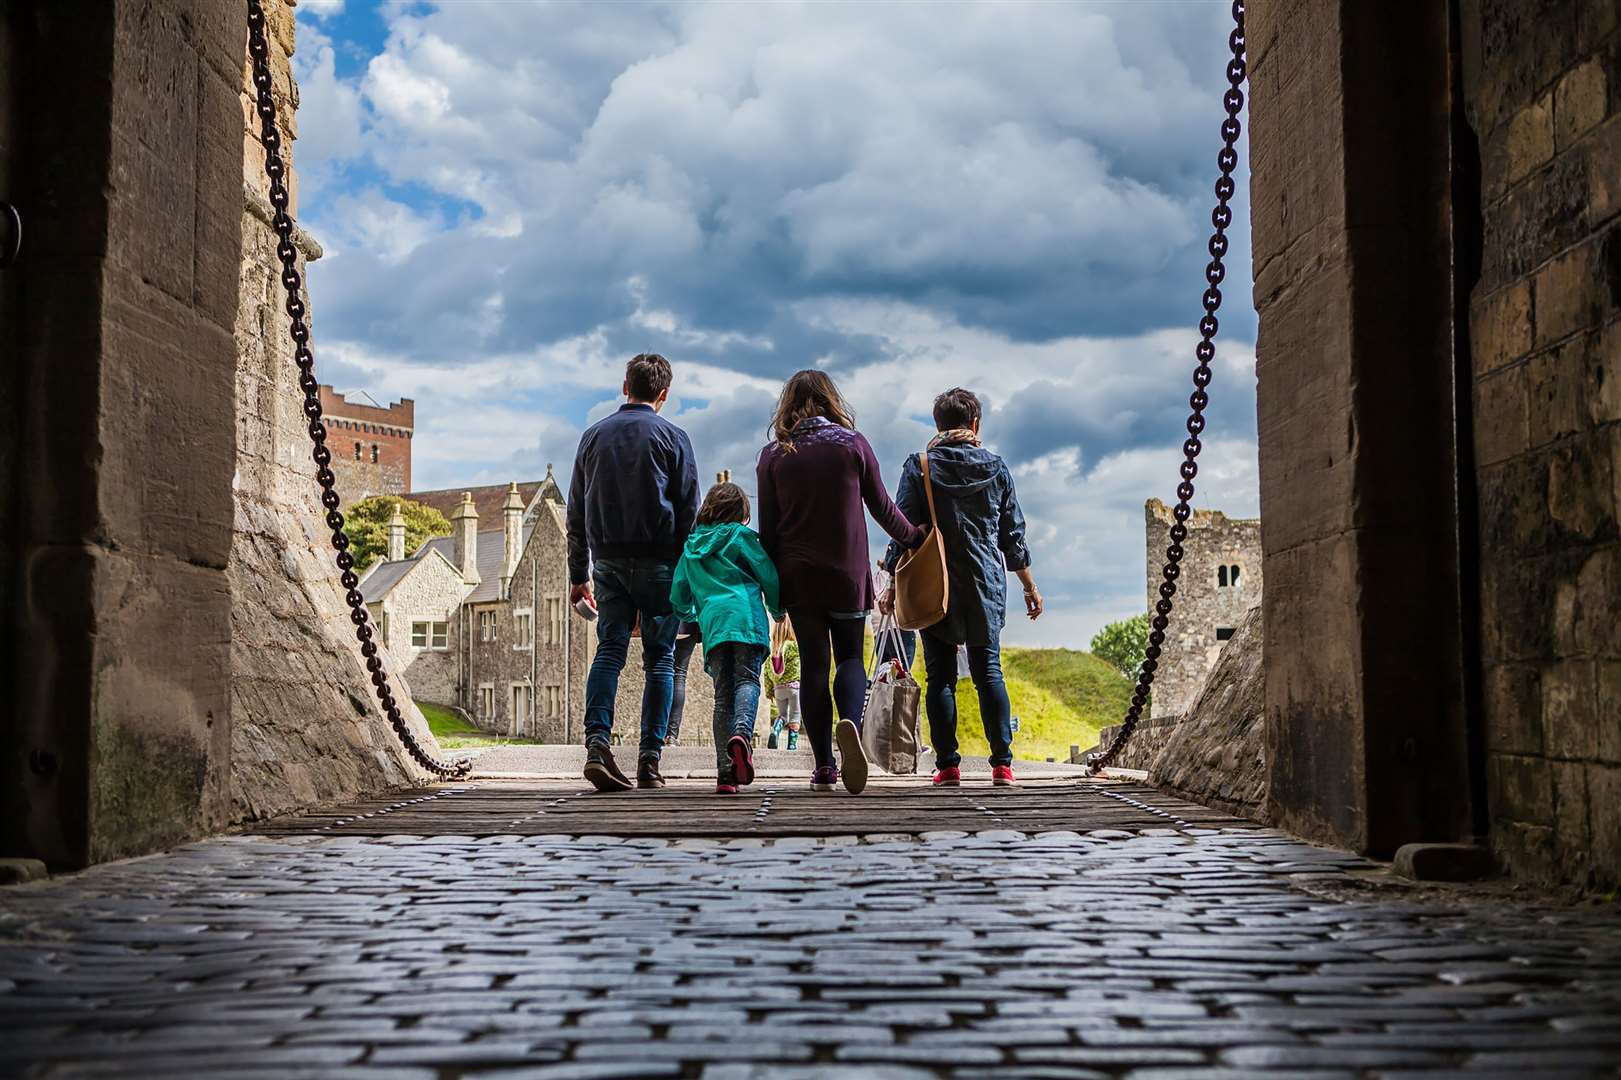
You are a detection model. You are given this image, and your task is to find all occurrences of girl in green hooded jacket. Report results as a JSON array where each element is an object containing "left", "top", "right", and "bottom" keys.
[{"left": 671, "top": 481, "right": 785, "bottom": 793}]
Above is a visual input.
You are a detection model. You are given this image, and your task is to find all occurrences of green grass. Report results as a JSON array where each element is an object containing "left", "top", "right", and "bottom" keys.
[
  {"left": 864, "top": 639, "right": 1132, "bottom": 764},
  {"left": 418, "top": 700, "right": 543, "bottom": 749}
]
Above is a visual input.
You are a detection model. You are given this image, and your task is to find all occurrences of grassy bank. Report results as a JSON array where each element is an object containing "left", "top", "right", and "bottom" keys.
[
  {"left": 866, "top": 640, "right": 1131, "bottom": 764},
  {"left": 418, "top": 701, "right": 543, "bottom": 749}
]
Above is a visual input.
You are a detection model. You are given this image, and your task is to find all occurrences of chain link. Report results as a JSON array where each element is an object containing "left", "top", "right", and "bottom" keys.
[
  {"left": 1089, "top": 1, "right": 1247, "bottom": 775},
  {"left": 247, "top": 0, "right": 469, "bottom": 779}
]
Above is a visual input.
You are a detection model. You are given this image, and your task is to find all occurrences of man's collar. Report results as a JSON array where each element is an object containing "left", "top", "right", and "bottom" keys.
[{"left": 619, "top": 402, "right": 655, "bottom": 413}]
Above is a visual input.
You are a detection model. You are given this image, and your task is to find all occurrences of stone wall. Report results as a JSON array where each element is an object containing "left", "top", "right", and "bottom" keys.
[
  {"left": 3, "top": 1, "right": 243, "bottom": 866},
  {"left": 1460, "top": 0, "right": 1621, "bottom": 888},
  {"left": 1148, "top": 605, "right": 1268, "bottom": 822},
  {"left": 1248, "top": 0, "right": 1475, "bottom": 857},
  {"left": 1145, "top": 498, "right": 1262, "bottom": 718},
  {"left": 374, "top": 554, "right": 465, "bottom": 704},
  {"left": 228, "top": 0, "right": 434, "bottom": 822}
]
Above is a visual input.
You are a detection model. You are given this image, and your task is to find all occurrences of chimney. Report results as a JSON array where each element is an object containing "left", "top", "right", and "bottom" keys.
[
  {"left": 386, "top": 502, "right": 406, "bottom": 562},
  {"left": 501, "top": 481, "right": 524, "bottom": 597},
  {"left": 451, "top": 492, "right": 480, "bottom": 584}
]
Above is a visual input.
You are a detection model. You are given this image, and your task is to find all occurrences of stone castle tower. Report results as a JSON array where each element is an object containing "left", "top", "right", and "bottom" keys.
[
  {"left": 1145, "top": 498, "right": 1263, "bottom": 718},
  {"left": 318, "top": 385, "right": 414, "bottom": 501}
]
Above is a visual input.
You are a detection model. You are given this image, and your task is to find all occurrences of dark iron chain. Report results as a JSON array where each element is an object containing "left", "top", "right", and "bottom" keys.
[
  {"left": 1089, "top": 0, "right": 1246, "bottom": 775},
  {"left": 246, "top": 0, "right": 469, "bottom": 779}
]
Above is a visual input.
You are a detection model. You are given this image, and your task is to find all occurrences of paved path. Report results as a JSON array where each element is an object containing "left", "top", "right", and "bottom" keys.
[{"left": 3, "top": 789, "right": 1620, "bottom": 1078}]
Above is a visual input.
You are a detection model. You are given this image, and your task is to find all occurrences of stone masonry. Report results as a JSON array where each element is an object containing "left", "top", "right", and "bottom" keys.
[
  {"left": 229, "top": 0, "right": 433, "bottom": 823},
  {"left": 1144, "top": 498, "right": 1262, "bottom": 719},
  {"left": 1461, "top": 0, "right": 1621, "bottom": 889}
]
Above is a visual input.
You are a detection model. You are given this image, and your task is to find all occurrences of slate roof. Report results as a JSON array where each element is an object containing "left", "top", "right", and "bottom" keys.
[
  {"left": 418, "top": 525, "right": 536, "bottom": 604},
  {"left": 357, "top": 558, "right": 416, "bottom": 604},
  {"left": 408, "top": 473, "right": 562, "bottom": 527}
]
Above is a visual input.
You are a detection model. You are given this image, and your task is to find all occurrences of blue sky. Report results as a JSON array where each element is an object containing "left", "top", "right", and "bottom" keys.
[{"left": 292, "top": 0, "right": 1260, "bottom": 648}]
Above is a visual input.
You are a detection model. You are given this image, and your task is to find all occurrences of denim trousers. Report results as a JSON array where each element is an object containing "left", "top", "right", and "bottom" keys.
[
  {"left": 920, "top": 628, "right": 1013, "bottom": 768},
  {"left": 583, "top": 557, "right": 681, "bottom": 759},
  {"left": 668, "top": 632, "right": 701, "bottom": 741},
  {"left": 708, "top": 642, "right": 765, "bottom": 773}
]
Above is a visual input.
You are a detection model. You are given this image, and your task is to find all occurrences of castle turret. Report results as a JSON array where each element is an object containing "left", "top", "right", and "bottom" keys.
[
  {"left": 501, "top": 481, "right": 524, "bottom": 598},
  {"left": 386, "top": 502, "right": 406, "bottom": 562},
  {"left": 451, "top": 492, "right": 480, "bottom": 584}
]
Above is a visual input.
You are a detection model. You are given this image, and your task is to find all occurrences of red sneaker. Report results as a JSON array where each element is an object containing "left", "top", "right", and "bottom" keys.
[
  {"left": 932, "top": 766, "right": 961, "bottom": 787},
  {"left": 727, "top": 734, "right": 755, "bottom": 786},
  {"left": 992, "top": 765, "right": 1017, "bottom": 787},
  {"left": 715, "top": 781, "right": 739, "bottom": 795}
]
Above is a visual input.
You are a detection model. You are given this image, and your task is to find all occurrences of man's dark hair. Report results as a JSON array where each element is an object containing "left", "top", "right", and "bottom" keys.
[
  {"left": 696, "top": 481, "right": 750, "bottom": 526},
  {"left": 626, "top": 353, "right": 673, "bottom": 401},
  {"left": 932, "top": 387, "right": 982, "bottom": 431}
]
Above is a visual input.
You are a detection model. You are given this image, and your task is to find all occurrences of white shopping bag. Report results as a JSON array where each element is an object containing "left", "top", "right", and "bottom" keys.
[{"left": 862, "top": 614, "right": 923, "bottom": 774}]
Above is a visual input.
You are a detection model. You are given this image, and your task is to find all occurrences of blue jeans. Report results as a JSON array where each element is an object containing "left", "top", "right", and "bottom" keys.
[
  {"left": 921, "top": 628, "right": 1013, "bottom": 768},
  {"left": 708, "top": 642, "right": 765, "bottom": 773},
  {"left": 584, "top": 557, "right": 681, "bottom": 759}
]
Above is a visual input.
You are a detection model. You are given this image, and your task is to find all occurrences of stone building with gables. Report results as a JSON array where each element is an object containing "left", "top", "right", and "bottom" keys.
[{"left": 358, "top": 470, "right": 749, "bottom": 744}]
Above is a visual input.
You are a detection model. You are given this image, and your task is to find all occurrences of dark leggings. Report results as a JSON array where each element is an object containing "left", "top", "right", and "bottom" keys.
[{"left": 787, "top": 608, "right": 868, "bottom": 769}]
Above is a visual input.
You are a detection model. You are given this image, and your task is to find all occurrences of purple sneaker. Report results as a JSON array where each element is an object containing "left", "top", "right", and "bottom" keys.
[{"left": 810, "top": 765, "right": 839, "bottom": 792}]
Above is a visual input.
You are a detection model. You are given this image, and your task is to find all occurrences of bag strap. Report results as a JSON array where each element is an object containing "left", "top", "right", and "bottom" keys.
[{"left": 918, "top": 451, "right": 940, "bottom": 528}]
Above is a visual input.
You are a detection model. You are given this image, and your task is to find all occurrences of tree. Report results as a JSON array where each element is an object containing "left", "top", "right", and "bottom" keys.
[
  {"left": 1090, "top": 613, "right": 1150, "bottom": 681},
  {"left": 346, "top": 495, "right": 452, "bottom": 572}
]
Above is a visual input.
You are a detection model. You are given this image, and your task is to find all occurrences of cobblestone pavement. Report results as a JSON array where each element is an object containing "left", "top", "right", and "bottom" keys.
[{"left": 3, "top": 821, "right": 1620, "bottom": 1077}]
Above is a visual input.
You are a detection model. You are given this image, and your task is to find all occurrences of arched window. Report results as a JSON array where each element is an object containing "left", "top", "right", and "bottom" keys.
[
  {"left": 1217, "top": 566, "right": 1228, "bottom": 587},
  {"left": 371, "top": 444, "right": 379, "bottom": 464},
  {"left": 1230, "top": 564, "right": 1242, "bottom": 588},
  {"left": 353, "top": 441, "right": 362, "bottom": 460}
]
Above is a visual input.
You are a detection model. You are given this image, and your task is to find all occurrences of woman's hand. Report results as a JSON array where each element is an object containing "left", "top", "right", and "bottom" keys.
[
  {"left": 878, "top": 587, "right": 895, "bottom": 615},
  {"left": 1015, "top": 568, "right": 1042, "bottom": 620}
]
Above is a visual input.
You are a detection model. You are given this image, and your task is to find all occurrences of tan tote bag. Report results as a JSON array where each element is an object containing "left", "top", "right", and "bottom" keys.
[{"left": 893, "top": 450, "right": 948, "bottom": 631}]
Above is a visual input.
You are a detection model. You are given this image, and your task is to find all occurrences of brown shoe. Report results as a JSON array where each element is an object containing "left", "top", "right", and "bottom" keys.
[
  {"left": 584, "top": 744, "right": 632, "bottom": 792},
  {"left": 637, "top": 758, "right": 666, "bottom": 789}
]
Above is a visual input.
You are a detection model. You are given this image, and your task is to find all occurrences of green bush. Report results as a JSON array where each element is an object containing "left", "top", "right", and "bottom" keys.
[
  {"left": 347, "top": 495, "right": 451, "bottom": 572},
  {"left": 1090, "top": 613, "right": 1150, "bottom": 680}
]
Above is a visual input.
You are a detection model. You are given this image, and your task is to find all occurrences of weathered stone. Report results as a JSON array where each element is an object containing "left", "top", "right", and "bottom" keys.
[
  {"left": 1470, "top": 281, "right": 1533, "bottom": 377},
  {"left": 0, "top": 859, "right": 48, "bottom": 885},
  {"left": 1504, "top": 94, "right": 1554, "bottom": 187},
  {"left": 1147, "top": 607, "right": 1267, "bottom": 823},
  {"left": 1392, "top": 843, "right": 1495, "bottom": 882},
  {"left": 1554, "top": 59, "right": 1608, "bottom": 149}
]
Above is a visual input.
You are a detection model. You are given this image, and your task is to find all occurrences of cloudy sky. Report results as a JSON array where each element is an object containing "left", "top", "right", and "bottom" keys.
[{"left": 293, "top": 0, "right": 1259, "bottom": 648}]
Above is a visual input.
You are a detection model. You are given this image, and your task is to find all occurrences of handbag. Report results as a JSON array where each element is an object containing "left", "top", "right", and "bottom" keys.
[
  {"left": 860, "top": 615, "right": 923, "bottom": 774},
  {"left": 892, "top": 450, "right": 948, "bottom": 631}
]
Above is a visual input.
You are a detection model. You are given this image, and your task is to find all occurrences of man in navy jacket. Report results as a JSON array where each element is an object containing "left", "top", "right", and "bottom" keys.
[{"left": 567, "top": 353, "right": 699, "bottom": 791}]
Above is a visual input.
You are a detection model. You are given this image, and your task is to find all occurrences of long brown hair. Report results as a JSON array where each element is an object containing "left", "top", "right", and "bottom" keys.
[
  {"left": 696, "top": 481, "right": 750, "bottom": 526},
  {"left": 768, "top": 369, "right": 857, "bottom": 450}
]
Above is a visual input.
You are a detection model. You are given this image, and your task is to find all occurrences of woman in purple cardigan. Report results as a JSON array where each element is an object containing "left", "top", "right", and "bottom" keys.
[{"left": 756, "top": 371, "right": 924, "bottom": 794}]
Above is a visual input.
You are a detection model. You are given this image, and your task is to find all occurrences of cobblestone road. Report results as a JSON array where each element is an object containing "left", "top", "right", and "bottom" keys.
[{"left": 3, "top": 816, "right": 1620, "bottom": 1077}]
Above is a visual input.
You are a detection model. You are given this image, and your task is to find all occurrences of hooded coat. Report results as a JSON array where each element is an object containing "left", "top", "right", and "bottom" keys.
[
  {"left": 670, "top": 522, "right": 785, "bottom": 670},
  {"left": 883, "top": 439, "right": 1031, "bottom": 646}
]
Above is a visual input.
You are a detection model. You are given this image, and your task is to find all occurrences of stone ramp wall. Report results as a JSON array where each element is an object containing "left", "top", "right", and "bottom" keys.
[
  {"left": 228, "top": 0, "right": 433, "bottom": 821},
  {"left": 1093, "top": 605, "right": 1268, "bottom": 822},
  {"left": 1148, "top": 605, "right": 1268, "bottom": 821}
]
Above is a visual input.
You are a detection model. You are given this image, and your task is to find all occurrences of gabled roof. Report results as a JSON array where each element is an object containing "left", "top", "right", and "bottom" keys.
[
  {"left": 408, "top": 470, "right": 564, "bottom": 527},
  {"left": 358, "top": 545, "right": 464, "bottom": 604},
  {"left": 419, "top": 524, "right": 537, "bottom": 605}
]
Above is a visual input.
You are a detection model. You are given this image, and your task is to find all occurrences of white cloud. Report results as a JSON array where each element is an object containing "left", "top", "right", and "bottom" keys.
[{"left": 299, "top": 0, "right": 344, "bottom": 17}]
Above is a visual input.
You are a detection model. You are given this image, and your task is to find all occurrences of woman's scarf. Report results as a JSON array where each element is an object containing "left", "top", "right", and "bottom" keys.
[{"left": 928, "top": 427, "right": 981, "bottom": 450}]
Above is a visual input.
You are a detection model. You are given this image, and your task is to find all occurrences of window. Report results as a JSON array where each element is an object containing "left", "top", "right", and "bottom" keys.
[
  {"left": 431, "top": 621, "right": 448, "bottom": 649},
  {"left": 479, "top": 610, "right": 497, "bottom": 642},
  {"left": 1216, "top": 627, "right": 1236, "bottom": 642},
  {"left": 410, "top": 621, "right": 448, "bottom": 650},
  {"left": 1217, "top": 566, "right": 1227, "bottom": 587},
  {"left": 477, "top": 685, "right": 494, "bottom": 718},
  {"left": 411, "top": 621, "right": 429, "bottom": 647},
  {"left": 1230, "top": 565, "right": 1242, "bottom": 588},
  {"left": 370, "top": 444, "right": 379, "bottom": 464},
  {"left": 1218, "top": 564, "right": 1242, "bottom": 588},
  {"left": 514, "top": 611, "right": 532, "bottom": 649},
  {"left": 545, "top": 596, "right": 564, "bottom": 645},
  {"left": 544, "top": 685, "right": 562, "bottom": 718},
  {"left": 353, "top": 441, "right": 362, "bottom": 460}
]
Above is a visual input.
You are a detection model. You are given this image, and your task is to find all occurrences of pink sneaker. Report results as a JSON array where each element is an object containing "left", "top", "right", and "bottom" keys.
[
  {"left": 727, "top": 735, "right": 755, "bottom": 786},
  {"left": 992, "top": 765, "right": 1017, "bottom": 787},
  {"left": 932, "top": 766, "right": 962, "bottom": 787},
  {"left": 716, "top": 781, "right": 739, "bottom": 795}
]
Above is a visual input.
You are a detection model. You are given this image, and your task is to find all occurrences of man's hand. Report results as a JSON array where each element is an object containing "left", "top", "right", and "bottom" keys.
[
  {"left": 569, "top": 582, "right": 593, "bottom": 607},
  {"left": 878, "top": 587, "right": 896, "bottom": 616}
]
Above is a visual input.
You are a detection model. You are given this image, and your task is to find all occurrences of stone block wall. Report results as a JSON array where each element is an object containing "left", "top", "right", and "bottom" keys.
[
  {"left": 1145, "top": 498, "right": 1262, "bottom": 718},
  {"left": 1461, "top": 0, "right": 1621, "bottom": 888},
  {"left": 374, "top": 555, "right": 466, "bottom": 704},
  {"left": 229, "top": 0, "right": 434, "bottom": 821}
]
